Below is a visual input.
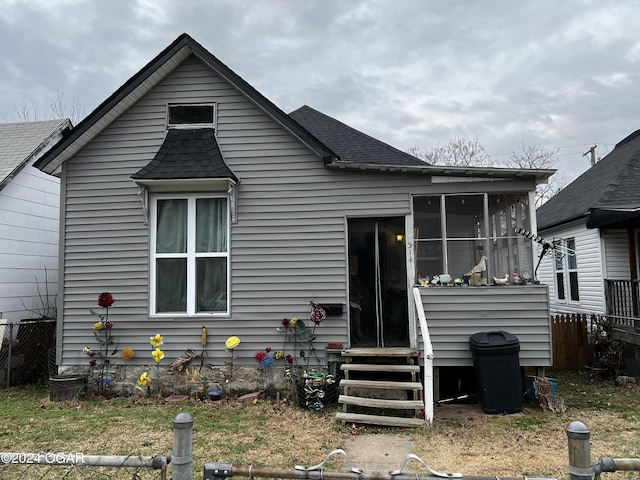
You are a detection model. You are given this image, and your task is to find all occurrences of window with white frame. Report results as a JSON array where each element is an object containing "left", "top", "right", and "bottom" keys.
[
  {"left": 151, "top": 195, "right": 229, "bottom": 315},
  {"left": 413, "top": 193, "right": 533, "bottom": 281},
  {"left": 554, "top": 238, "right": 579, "bottom": 301}
]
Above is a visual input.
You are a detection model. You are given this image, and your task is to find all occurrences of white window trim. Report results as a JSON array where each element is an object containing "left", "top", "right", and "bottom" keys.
[
  {"left": 554, "top": 237, "right": 579, "bottom": 303},
  {"left": 149, "top": 193, "right": 230, "bottom": 317},
  {"left": 166, "top": 103, "right": 217, "bottom": 130}
]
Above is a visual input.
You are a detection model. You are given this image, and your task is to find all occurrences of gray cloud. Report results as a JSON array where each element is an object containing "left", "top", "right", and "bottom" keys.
[{"left": 0, "top": 0, "right": 638, "bottom": 182}]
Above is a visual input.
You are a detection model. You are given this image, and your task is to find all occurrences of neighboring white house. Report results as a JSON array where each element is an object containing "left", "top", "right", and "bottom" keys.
[
  {"left": 536, "top": 129, "right": 640, "bottom": 321},
  {"left": 0, "top": 119, "right": 71, "bottom": 323}
]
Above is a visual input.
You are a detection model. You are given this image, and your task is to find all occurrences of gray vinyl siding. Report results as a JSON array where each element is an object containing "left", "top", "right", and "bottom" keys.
[
  {"left": 58, "top": 54, "right": 543, "bottom": 370},
  {"left": 603, "top": 229, "right": 631, "bottom": 279},
  {"left": 536, "top": 220, "right": 605, "bottom": 315},
  {"left": 419, "top": 284, "right": 551, "bottom": 367}
]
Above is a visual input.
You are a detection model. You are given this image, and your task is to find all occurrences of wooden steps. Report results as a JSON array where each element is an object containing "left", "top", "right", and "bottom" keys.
[
  {"left": 339, "top": 395, "right": 423, "bottom": 409},
  {"left": 335, "top": 412, "right": 425, "bottom": 428},
  {"left": 335, "top": 349, "right": 425, "bottom": 428}
]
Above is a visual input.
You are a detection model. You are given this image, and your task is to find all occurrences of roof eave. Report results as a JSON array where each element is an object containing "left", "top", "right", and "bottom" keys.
[
  {"left": 132, "top": 177, "right": 237, "bottom": 189},
  {"left": 35, "top": 42, "right": 193, "bottom": 175},
  {"left": 326, "top": 161, "right": 555, "bottom": 180}
]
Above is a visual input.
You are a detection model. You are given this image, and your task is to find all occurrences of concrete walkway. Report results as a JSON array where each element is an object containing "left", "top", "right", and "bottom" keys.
[
  {"left": 341, "top": 435, "right": 416, "bottom": 473},
  {"left": 338, "top": 404, "right": 483, "bottom": 473}
]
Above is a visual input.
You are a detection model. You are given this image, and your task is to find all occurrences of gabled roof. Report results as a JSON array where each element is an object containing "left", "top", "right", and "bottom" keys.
[
  {"left": 289, "top": 105, "right": 428, "bottom": 167},
  {"left": 34, "top": 33, "right": 338, "bottom": 175},
  {"left": 537, "top": 129, "right": 640, "bottom": 230},
  {"left": 131, "top": 128, "right": 237, "bottom": 182},
  {"left": 0, "top": 119, "right": 71, "bottom": 190}
]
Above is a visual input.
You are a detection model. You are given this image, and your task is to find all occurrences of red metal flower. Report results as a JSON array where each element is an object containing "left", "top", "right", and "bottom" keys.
[
  {"left": 310, "top": 306, "right": 326, "bottom": 325},
  {"left": 98, "top": 292, "right": 114, "bottom": 308},
  {"left": 282, "top": 318, "right": 290, "bottom": 326},
  {"left": 254, "top": 351, "right": 267, "bottom": 363}
]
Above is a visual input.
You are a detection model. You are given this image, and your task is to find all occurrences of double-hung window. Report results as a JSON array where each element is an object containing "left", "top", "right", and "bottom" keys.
[
  {"left": 554, "top": 238, "right": 579, "bottom": 302},
  {"left": 151, "top": 195, "right": 229, "bottom": 315}
]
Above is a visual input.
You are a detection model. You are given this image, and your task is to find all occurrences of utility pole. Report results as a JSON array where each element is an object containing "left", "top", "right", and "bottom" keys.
[{"left": 583, "top": 145, "right": 597, "bottom": 166}]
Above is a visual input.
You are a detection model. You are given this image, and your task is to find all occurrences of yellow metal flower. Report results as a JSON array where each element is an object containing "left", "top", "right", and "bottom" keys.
[
  {"left": 152, "top": 348, "right": 164, "bottom": 364},
  {"left": 137, "top": 371, "right": 150, "bottom": 386},
  {"left": 120, "top": 347, "right": 135, "bottom": 361},
  {"left": 225, "top": 336, "right": 240, "bottom": 350},
  {"left": 150, "top": 333, "right": 164, "bottom": 348},
  {"left": 274, "top": 351, "right": 284, "bottom": 360},
  {"left": 290, "top": 317, "right": 298, "bottom": 327},
  {"left": 93, "top": 321, "right": 104, "bottom": 331}
]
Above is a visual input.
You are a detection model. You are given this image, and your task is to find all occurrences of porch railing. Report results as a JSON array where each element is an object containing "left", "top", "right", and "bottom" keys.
[
  {"left": 411, "top": 287, "right": 434, "bottom": 424},
  {"left": 604, "top": 279, "right": 640, "bottom": 328}
]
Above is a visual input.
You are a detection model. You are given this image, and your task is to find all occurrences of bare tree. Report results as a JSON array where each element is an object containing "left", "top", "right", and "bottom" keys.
[
  {"left": 15, "top": 99, "right": 40, "bottom": 122},
  {"left": 409, "top": 135, "right": 492, "bottom": 167},
  {"left": 50, "top": 89, "right": 85, "bottom": 124},
  {"left": 14, "top": 89, "right": 84, "bottom": 124},
  {"left": 409, "top": 138, "right": 565, "bottom": 205},
  {"left": 504, "top": 142, "right": 565, "bottom": 206}
]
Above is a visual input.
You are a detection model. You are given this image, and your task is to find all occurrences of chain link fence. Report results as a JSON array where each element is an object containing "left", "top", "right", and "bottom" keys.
[
  {"left": 0, "top": 453, "right": 167, "bottom": 479},
  {"left": 0, "top": 319, "right": 56, "bottom": 388}
]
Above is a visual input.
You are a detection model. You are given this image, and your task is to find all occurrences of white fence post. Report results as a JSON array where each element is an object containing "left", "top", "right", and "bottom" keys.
[{"left": 173, "top": 412, "right": 193, "bottom": 480}]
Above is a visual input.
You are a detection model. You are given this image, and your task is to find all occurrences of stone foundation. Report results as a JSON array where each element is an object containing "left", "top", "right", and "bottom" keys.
[{"left": 58, "top": 364, "right": 293, "bottom": 397}]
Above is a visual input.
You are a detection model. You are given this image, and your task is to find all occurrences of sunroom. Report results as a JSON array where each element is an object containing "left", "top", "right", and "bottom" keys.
[{"left": 410, "top": 190, "right": 550, "bottom": 400}]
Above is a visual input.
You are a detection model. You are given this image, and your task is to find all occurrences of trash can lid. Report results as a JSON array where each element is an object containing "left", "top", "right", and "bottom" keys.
[{"left": 469, "top": 331, "right": 519, "bottom": 349}]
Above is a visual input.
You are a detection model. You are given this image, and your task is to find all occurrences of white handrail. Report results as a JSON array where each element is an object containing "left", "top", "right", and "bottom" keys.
[{"left": 412, "top": 286, "right": 434, "bottom": 424}]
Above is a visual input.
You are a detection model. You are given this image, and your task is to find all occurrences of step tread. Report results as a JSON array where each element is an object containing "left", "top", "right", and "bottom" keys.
[
  {"left": 340, "top": 379, "right": 423, "bottom": 390},
  {"left": 338, "top": 395, "right": 424, "bottom": 409},
  {"left": 341, "top": 364, "right": 420, "bottom": 373},
  {"left": 342, "top": 348, "right": 418, "bottom": 357},
  {"left": 335, "top": 412, "right": 425, "bottom": 428}
]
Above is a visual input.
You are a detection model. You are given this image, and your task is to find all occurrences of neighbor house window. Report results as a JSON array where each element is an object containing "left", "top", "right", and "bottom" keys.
[
  {"left": 413, "top": 193, "right": 533, "bottom": 281},
  {"left": 151, "top": 195, "right": 229, "bottom": 315},
  {"left": 167, "top": 104, "right": 215, "bottom": 129},
  {"left": 555, "top": 238, "right": 579, "bottom": 302}
]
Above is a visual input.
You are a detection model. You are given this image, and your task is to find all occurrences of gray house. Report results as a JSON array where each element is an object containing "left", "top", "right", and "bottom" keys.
[
  {"left": 537, "top": 130, "right": 640, "bottom": 325},
  {"left": 36, "top": 34, "right": 554, "bottom": 425}
]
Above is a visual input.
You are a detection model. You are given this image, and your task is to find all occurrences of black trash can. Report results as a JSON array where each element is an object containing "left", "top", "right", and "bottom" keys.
[{"left": 469, "top": 331, "right": 522, "bottom": 414}]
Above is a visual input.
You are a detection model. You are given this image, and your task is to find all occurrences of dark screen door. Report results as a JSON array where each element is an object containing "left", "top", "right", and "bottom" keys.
[{"left": 348, "top": 217, "right": 409, "bottom": 347}]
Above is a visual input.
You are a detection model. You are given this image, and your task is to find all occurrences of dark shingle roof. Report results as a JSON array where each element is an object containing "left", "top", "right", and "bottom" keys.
[
  {"left": 289, "top": 105, "right": 427, "bottom": 167},
  {"left": 537, "top": 129, "right": 640, "bottom": 230},
  {"left": 131, "top": 128, "right": 237, "bottom": 182}
]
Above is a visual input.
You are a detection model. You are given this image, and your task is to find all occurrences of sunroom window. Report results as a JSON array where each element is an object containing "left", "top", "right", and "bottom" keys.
[
  {"left": 413, "top": 193, "right": 533, "bottom": 282},
  {"left": 151, "top": 195, "right": 229, "bottom": 315}
]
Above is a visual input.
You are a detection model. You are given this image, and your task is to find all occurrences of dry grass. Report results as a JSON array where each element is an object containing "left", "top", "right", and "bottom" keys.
[{"left": 1, "top": 371, "right": 639, "bottom": 480}]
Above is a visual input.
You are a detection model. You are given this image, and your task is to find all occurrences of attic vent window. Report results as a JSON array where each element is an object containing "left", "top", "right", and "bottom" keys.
[{"left": 168, "top": 104, "right": 215, "bottom": 128}]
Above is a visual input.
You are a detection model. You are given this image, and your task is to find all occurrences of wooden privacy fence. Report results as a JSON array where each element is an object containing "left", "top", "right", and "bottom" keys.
[{"left": 551, "top": 314, "right": 589, "bottom": 371}]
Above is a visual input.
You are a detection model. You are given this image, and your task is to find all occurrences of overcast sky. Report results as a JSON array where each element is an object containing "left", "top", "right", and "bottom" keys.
[{"left": 1, "top": 0, "right": 639, "bottom": 182}]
